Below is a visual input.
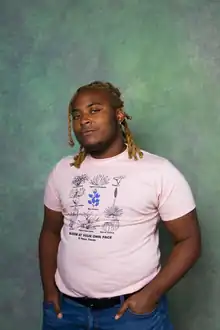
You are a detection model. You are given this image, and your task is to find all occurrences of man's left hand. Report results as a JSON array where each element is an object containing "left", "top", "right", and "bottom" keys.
[{"left": 115, "top": 288, "right": 159, "bottom": 320}]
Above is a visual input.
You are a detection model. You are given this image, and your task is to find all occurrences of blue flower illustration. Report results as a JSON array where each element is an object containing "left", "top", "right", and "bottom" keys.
[{"left": 88, "top": 189, "right": 100, "bottom": 207}]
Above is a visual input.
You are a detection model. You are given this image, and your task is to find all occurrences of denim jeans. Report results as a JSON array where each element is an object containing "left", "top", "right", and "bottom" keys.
[{"left": 42, "top": 294, "right": 173, "bottom": 330}]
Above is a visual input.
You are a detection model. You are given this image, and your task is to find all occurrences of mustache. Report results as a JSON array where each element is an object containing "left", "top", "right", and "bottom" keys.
[
  {"left": 81, "top": 129, "right": 96, "bottom": 133},
  {"left": 80, "top": 126, "right": 97, "bottom": 133}
]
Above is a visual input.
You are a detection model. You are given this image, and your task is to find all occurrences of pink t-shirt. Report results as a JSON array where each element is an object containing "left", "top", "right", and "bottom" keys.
[{"left": 44, "top": 149, "right": 195, "bottom": 298}]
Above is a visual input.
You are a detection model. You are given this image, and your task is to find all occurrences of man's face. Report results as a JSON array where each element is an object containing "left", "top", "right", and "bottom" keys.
[{"left": 71, "top": 89, "right": 121, "bottom": 153}]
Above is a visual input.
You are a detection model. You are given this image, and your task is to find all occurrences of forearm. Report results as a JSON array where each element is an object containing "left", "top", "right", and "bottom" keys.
[
  {"left": 144, "top": 237, "right": 201, "bottom": 299},
  {"left": 38, "top": 230, "right": 60, "bottom": 296}
]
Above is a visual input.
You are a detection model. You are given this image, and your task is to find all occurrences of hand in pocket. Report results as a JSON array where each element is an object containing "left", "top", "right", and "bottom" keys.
[{"left": 44, "top": 288, "right": 63, "bottom": 319}]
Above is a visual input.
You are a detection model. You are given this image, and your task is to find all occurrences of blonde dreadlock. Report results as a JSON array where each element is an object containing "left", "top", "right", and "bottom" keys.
[{"left": 68, "top": 81, "right": 143, "bottom": 168}]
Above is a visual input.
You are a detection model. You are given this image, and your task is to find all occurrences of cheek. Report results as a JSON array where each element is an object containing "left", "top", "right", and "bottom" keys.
[
  {"left": 99, "top": 121, "right": 117, "bottom": 139},
  {"left": 72, "top": 121, "right": 80, "bottom": 134}
]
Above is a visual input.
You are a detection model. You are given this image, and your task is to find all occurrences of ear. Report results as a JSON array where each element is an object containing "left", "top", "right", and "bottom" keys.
[{"left": 116, "top": 108, "right": 125, "bottom": 123}]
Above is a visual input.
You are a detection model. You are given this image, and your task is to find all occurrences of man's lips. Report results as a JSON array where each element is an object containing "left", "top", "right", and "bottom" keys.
[{"left": 81, "top": 129, "right": 97, "bottom": 136}]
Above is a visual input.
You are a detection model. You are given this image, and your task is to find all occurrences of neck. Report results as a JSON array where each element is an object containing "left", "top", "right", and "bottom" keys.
[{"left": 88, "top": 137, "right": 126, "bottom": 159}]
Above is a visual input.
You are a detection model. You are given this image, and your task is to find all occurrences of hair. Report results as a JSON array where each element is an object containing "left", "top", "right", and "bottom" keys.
[{"left": 68, "top": 81, "right": 143, "bottom": 168}]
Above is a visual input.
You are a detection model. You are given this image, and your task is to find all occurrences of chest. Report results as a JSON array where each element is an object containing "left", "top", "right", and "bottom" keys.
[{"left": 59, "top": 171, "right": 158, "bottom": 218}]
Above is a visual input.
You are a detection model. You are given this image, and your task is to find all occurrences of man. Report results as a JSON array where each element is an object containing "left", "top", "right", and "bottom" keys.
[{"left": 39, "top": 81, "right": 201, "bottom": 330}]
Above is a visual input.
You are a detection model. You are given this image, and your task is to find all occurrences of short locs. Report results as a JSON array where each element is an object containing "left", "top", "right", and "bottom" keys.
[{"left": 68, "top": 81, "right": 143, "bottom": 168}]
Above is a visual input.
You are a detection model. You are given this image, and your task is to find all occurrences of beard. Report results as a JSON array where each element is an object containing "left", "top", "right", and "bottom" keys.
[
  {"left": 82, "top": 138, "right": 115, "bottom": 156},
  {"left": 76, "top": 127, "right": 121, "bottom": 157}
]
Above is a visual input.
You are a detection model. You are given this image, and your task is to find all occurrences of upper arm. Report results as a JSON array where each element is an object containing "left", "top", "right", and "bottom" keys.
[
  {"left": 41, "top": 164, "right": 63, "bottom": 235},
  {"left": 163, "top": 209, "right": 201, "bottom": 244},
  {"left": 158, "top": 160, "right": 196, "bottom": 221},
  {"left": 157, "top": 160, "right": 201, "bottom": 244},
  {"left": 41, "top": 205, "right": 63, "bottom": 236}
]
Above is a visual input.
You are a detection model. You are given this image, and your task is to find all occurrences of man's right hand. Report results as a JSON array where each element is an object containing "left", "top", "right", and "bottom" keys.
[{"left": 44, "top": 288, "right": 63, "bottom": 319}]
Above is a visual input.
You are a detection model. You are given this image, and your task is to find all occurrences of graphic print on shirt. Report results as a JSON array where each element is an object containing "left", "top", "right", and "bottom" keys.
[
  {"left": 68, "top": 174, "right": 88, "bottom": 230},
  {"left": 77, "top": 212, "right": 100, "bottom": 230},
  {"left": 87, "top": 174, "right": 111, "bottom": 212},
  {"left": 102, "top": 176, "right": 124, "bottom": 233},
  {"left": 68, "top": 174, "right": 125, "bottom": 242},
  {"left": 90, "top": 174, "right": 110, "bottom": 186},
  {"left": 88, "top": 189, "right": 100, "bottom": 209},
  {"left": 69, "top": 187, "right": 85, "bottom": 208}
]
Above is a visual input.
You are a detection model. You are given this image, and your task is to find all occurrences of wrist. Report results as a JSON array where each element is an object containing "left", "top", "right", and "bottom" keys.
[
  {"left": 43, "top": 283, "right": 58, "bottom": 297},
  {"left": 142, "top": 279, "right": 164, "bottom": 302}
]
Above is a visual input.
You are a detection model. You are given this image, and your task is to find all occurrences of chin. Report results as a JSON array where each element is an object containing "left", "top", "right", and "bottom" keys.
[{"left": 82, "top": 141, "right": 106, "bottom": 153}]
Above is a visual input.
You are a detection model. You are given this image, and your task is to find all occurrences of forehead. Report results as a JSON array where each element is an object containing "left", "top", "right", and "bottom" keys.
[{"left": 72, "top": 89, "right": 111, "bottom": 109}]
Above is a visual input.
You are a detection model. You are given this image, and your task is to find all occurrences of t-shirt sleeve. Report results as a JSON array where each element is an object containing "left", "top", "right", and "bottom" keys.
[
  {"left": 157, "top": 160, "right": 196, "bottom": 221},
  {"left": 44, "top": 165, "right": 62, "bottom": 212}
]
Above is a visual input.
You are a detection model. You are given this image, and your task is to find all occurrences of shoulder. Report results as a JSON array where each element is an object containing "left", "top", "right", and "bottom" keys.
[
  {"left": 138, "top": 150, "right": 185, "bottom": 180},
  {"left": 54, "top": 155, "right": 75, "bottom": 169},
  {"left": 140, "top": 150, "right": 167, "bottom": 164},
  {"left": 138, "top": 150, "right": 170, "bottom": 170},
  {"left": 48, "top": 155, "right": 76, "bottom": 178}
]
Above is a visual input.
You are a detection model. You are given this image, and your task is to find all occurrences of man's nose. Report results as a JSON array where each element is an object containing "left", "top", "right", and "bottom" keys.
[{"left": 80, "top": 114, "right": 91, "bottom": 126}]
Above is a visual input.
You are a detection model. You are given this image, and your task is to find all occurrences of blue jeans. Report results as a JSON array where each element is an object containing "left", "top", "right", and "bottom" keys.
[{"left": 42, "top": 294, "right": 173, "bottom": 330}]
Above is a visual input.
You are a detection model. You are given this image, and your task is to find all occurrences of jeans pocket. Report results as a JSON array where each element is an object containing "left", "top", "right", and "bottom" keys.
[
  {"left": 42, "top": 301, "right": 64, "bottom": 329},
  {"left": 43, "top": 301, "right": 54, "bottom": 310},
  {"left": 127, "top": 302, "right": 159, "bottom": 318}
]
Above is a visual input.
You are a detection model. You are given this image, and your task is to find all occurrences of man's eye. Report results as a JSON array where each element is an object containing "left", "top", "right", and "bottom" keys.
[
  {"left": 72, "top": 114, "right": 80, "bottom": 120},
  {"left": 91, "top": 109, "right": 100, "bottom": 114}
]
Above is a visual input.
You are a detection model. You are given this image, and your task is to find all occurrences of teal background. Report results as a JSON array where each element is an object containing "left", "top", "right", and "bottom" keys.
[{"left": 1, "top": 0, "right": 220, "bottom": 329}]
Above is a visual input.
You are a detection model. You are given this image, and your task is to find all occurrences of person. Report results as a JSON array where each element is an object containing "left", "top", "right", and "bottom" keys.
[{"left": 39, "top": 81, "right": 201, "bottom": 330}]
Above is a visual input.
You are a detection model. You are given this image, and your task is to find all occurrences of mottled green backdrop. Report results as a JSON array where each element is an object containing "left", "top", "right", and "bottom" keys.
[{"left": 1, "top": 0, "right": 220, "bottom": 329}]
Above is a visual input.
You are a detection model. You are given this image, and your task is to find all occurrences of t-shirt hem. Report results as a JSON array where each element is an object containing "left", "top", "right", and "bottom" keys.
[
  {"left": 55, "top": 269, "right": 160, "bottom": 299},
  {"left": 43, "top": 202, "right": 62, "bottom": 212},
  {"left": 161, "top": 204, "right": 196, "bottom": 221}
]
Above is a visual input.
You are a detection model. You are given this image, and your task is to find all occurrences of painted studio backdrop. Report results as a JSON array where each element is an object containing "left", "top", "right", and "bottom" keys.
[{"left": 1, "top": 1, "right": 220, "bottom": 329}]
